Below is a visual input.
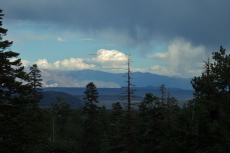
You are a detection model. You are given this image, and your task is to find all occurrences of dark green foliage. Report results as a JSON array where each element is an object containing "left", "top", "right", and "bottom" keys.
[
  {"left": 0, "top": 104, "right": 48, "bottom": 153},
  {"left": 52, "top": 98, "right": 72, "bottom": 139},
  {"left": 82, "top": 82, "right": 101, "bottom": 153},
  {"left": 0, "top": 9, "right": 47, "bottom": 153},
  {"left": 211, "top": 46, "right": 230, "bottom": 99},
  {"left": 99, "top": 106, "right": 112, "bottom": 153},
  {"left": 28, "top": 64, "right": 43, "bottom": 110},
  {"left": 137, "top": 93, "right": 161, "bottom": 152},
  {"left": 0, "top": 9, "right": 30, "bottom": 105},
  {"left": 109, "top": 102, "right": 126, "bottom": 152},
  {"left": 45, "top": 98, "right": 82, "bottom": 152},
  {"left": 191, "top": 46, "right": 230, "bottom": 101},
  {"left": 185, "top": 46, "right": 230, "bottom": 152},
  {"left": 29, "top": 64, "right": 43, "bottom": 96},
  {"left": 83, "top": 82, "right": 99, "bottom": 117},
  {"left": 110, "top": 102, "right": 123, "bottom": 121},
  {"left": 136, "top": 87, "right": 179, "bottom": 153}
]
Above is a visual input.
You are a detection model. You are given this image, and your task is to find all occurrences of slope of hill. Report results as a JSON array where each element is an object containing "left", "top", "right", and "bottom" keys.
[
  {"left": 40, "top": 69, "right": 193, "bottom": 89},
  {"left": 43, "top": 86, "right": 194, "bottom": 98},
  {"left": 43, "top": 86, "right": 194, "bottom": 108},
  {"left": 40, "top": 91, "right": 84, "bottom": 108}
]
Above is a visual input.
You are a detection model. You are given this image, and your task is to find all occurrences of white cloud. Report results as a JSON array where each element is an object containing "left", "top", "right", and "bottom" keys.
[
  {"left": 150, "top": 65, "right": 180, "bottom": 76},
  {"left": 19, "top": 49, "right": 128, "bottom": 72},
  {"left": 148, "top": 38, "right": 207, "bottom": 77},
  {"left": 59, "top": 58, "right": 95, "bottom": 69},
  {"left": 95, "top": 49, "right": 127, "bottom": 61},
  {"left": 57, "top": 37, "right": 67, "bottom": 42},
  {"left": 89, "top": 49, "right": 128, "bottom": 69},
  {"left": 36, "top": 59, "right": 53, "bottom": 69},
  {"left": 35, "top": 58, "right": 95, "bottom": 70},
  {"left": 54, "top": 61, "right": 61, "bottom": 68},
  {"left": 21, "top": 59, "right": 32, "bottom": 67},
  {"left": 151, "top": 65, "right": 160, "bottom": 70}
]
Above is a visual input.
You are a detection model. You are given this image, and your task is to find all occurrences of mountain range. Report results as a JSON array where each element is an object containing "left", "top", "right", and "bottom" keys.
[
  {"left": 36, "top": 69, "right": 195, "bottom": 109},
  {"left": 40, "top": 69, "right": 193, "bottom": 90}
]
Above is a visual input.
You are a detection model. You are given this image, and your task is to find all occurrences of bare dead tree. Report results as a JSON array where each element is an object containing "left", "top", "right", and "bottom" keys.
[{"left": 120, "top": 54, "right": 136, "bottom": 153}]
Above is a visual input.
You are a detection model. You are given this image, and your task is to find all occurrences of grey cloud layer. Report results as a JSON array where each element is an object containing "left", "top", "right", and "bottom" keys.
[{"left": 2, "top": 0, "right": 230, "bottom": 48}]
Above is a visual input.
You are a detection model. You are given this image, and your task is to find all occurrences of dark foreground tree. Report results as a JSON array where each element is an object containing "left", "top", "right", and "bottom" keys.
[
  {"left": 136, "top": 85, "right": 179, "bottom": 153},
  {"left": 120, "top": 54, "right": 136, "bottom": 153},
  {"left": 47, "top": 98, "right": 80, "bottom": 153},
  {"left": 137, "top": 93, "right": 161, "bottom": 152},
  {"left": 0, "top": 9, "right": 30, "bottom": 105},
  {"left": 82, "top": 82, "right": 101, "bottom": 153},
  {"left": 83, "top": 82, "right": 99, "bottom": 117},
  {"left": 0, "top": 9, "right": 46, "bottom": 153},
  {"left": 189, "top": 46, "right": 230, "bottom": 152},
  {"left": 28, "top": 64, "right": 43, "bottom": 110}
]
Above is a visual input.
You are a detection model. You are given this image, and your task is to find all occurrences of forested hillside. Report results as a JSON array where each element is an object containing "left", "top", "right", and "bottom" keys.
[{"left": 40, "top": 91, "right": 84, "bottom": 108}]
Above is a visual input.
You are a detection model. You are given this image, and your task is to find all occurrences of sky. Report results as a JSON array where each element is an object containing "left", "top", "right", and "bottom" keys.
[{"left": 1, "top": 0, "right": 230, "bottom": 78}]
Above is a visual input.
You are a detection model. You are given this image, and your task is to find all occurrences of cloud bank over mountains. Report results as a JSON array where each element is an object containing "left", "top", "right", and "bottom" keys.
[
  {"left": 20, "top": 38, "right": 207, "bottom": 77},
  {"left": 2, "top": 0, "right": 229, "bottom": 78},
  {"left": 22, "top": 49, "right": 128, "bottom": 72}
]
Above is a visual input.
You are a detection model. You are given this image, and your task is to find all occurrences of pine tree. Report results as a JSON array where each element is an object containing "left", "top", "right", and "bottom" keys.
[
  {"left": 83, "top": 82, "right": 99, "bottom": 117},
  {"left": 110, "top": 102, "right": 123, "bottom": 122},
  {"left": 0, "top": 9, "right": 46, "bottom": 153},
  {"left": 82, "top": 82, "right": 101, "bottom": 153},
  {"left": 48, "top": 98, "right": 80, "bottom": 152},
  {"left": 110, "top": 102, "right": 126, "bottom": 152},
  {"left": 28, "top": 64, "right": 43, "bottom": 109},
  {"left": 137, "top": 92, "right": 161, "bottom": 152},
  {"left": 0, "top": 9, "right": 30, "bottom": 105},
  {"left": 99, "top": 106, "right": 111, "bottom": 153},
  {"left": 189, "top": 46, "right": 230, "bottom": 152},
  {"left": 29, "top": 64, "right": 42, "bottom": 99},
  {"left": 211, "top": 46, "right": 230, "bottom": 100}
]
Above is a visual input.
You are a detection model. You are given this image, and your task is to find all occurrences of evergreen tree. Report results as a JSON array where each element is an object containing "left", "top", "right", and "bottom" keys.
[
  {"left": 0, "top": 9, "right": 46, "bottom": 153},
  {"left": 52, "top": 97, "right": 71, "bottom": 139},
  {"left": 99, "top": 106, "right": 111, "bottom": 153},
  {"left": 211, "top": 46, "right": 230, "bottom": 100},
  {"left": 0, "top": 9, "right": 30, "bottom": 105},
  {"left": 136, "top": 85, "right": 179, "bottom": 152},
  {"left": 189, "top": 46, "right": 230, "bottom": 152},
  {"left": 83, "top": 82, "right": 99, "bottom": 117},
  {"left": 137, "top": 93, "right": 161, "bottom": 152},
  {"left": 110, "top": 102, "right": 123, "bottom": 122},
  {"left": 110, "top": 102, "right": 126, "bottom": 152},
  {"left": 82, "top": 82, "right": 101, "bottom": 153},
  {"left": 191, "top": 46, "right": 230, "bottom": 101},
  {"left": 28, "top": 64, "right": 43, "bottom": 109},
  {"left": 48, "top": 98, "right": 80, "bottom": 153}
]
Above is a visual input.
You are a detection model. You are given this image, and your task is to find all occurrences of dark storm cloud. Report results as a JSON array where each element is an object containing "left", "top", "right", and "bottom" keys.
[{"left": 1, "top": 0, "right": 230, "bottom": 48}]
